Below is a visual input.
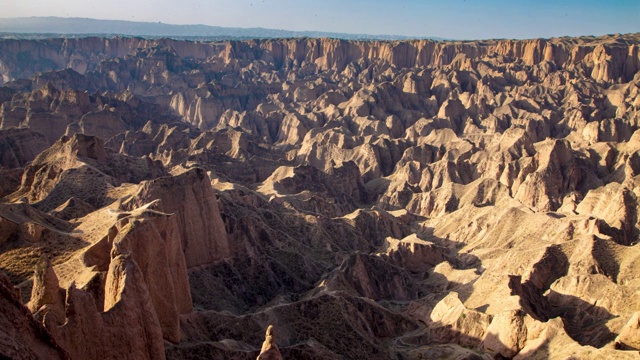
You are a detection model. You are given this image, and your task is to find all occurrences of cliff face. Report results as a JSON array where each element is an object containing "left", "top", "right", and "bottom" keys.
[
  {"left": 1, "top": 35, "right": 639, "bottom": 86},
  {"left": 18, "top": 201, "right": 199, "bottom": 359},
  {"left": 0, "top": 273, "right": 69, "bottom": 360},
  {"left": 124, "top": 168, "right": 230, "bottom": 269}
]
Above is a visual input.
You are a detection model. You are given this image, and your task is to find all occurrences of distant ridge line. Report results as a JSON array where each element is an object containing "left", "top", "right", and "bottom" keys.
[{"left": 0, "top": 16, "right": 446, "bottom": 41}]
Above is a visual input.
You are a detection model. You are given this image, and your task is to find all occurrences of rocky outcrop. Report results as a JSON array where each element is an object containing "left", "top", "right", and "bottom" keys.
[
  {"left": 124, "top": 168, "right": 229, "bottom": 268},
  {"left": 11, "top": 133, "right": 166, "bottom": 211},
  {"left": 483, "top": 310, "right": 528, "bottom": 358},
  {"left": 256, "top": 325, "right": 283, "bottom": 360},
  {"left": 429, "top": 292, "right": 493, "bottom": 347},
  {"left": 27, "top": 256, "right": 65, "bottom": 321},
  {"left": 27, "top": 209, "right": 193, "bottom": 358},
  {"left": 257, "top": 162, "right": 367, "bottom": 217},
  {"left": 382, "top": 235, "right": 446, "bottom": 273},
  {"left": 513, "top": 139, "right": 581, "bottom": 211},
  {"left": 66, "top": 109, "right": 132, "bottom": 141},
  {"left": 109, "top": 214, "right": 192, "bottom": 342},
  {"left": 50, "top": 254, "right": 166, "bottom": 360},
  {"left": 615, "top": 312, "right": 640, "bottom": 350},
  {"left": 0, "top": 272, "right": 69, "bottom": 360},
  {"left": 0, "top": 82, "right": 178, "bottom": 144}
]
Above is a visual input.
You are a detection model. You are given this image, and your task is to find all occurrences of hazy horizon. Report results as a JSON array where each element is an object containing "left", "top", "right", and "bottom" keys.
[{"left": 3, "top": 0, "right": 640, "bottom": 40}]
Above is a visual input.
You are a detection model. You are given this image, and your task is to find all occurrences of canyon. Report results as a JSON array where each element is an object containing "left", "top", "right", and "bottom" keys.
[{"left": 0, "top": 33, "right": 639, "bottom": 359}]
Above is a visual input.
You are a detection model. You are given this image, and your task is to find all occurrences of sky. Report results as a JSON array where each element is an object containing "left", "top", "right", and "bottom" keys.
[{"left": 3, "top": 0, "right": 640, "bottom": 40}]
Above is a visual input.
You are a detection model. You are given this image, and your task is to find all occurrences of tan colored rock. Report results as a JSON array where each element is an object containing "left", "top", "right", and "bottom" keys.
[
  {"left": 10, "top": 133, "right": 165, "bottom": 210},
  {"left": 257, "top": 162, "right": 366, "bottom": 217},
  {"left": 383, "top": 234, "right": 446, "bottom": 273},
  {"left": 102, "top": 254, "right": 166, "bottom": 359},
  {"left": 52, "top": 254, "right": 166, "bottom": 360},
  {"left": 575, "top": 183, "right": 637, "bottom": 245},
  {"left": 27, "top": 256, "right": 65, "bottom": 322},
  {"left": 483, "top": 310, "right": 527, "bottom": 358},
  {"left": 514, "top": 139, "right": 580, "bottom": 211},
  {"left": 112, "top": 214, "right": 191, "bottom": 342},
  {"left": 515, "top": 317, "right": 638, "bottom": 360},
  {"left": 49, "top": 197, "right": 95, "bottom": 220},
  {"left": 256, "top": 325, "right": 283, "bottom": 360},
  {"left": 340, "top": 208, "right": 411, "bottom": 248},
  {"left": 125, "top": 168, "right": 229, "bottom": 268},
  {"left": 615, "top": 312, "right": 640, "bottom": 350},
  {"left": 430, "top": 292, "right": 492, "bottom": 345}
]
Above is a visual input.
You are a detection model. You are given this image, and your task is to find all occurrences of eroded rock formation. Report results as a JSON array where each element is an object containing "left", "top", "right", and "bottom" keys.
[{"left": 0, "top": 33, "right": 640, "bottom": 359}]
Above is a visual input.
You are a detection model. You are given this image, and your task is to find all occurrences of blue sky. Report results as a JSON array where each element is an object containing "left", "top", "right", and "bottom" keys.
[{"left": 3, "top": 0, "right": 639, "bottom": 39}]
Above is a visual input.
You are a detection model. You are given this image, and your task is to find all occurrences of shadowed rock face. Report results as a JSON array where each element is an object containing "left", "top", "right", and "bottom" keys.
[
  {"left": 0, "top": 128, "right": 49, "bottom": 168},
  {"left": 0, "top": 33, "right": 640, "bottom": 359},
  {"left": 0, "top": 272, "right": 69, "bottom": 360}
]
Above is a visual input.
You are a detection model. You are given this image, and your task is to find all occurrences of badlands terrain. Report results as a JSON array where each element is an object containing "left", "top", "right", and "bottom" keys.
[{"left": 0, "top": 33, "right": 640, "bottom": 359}]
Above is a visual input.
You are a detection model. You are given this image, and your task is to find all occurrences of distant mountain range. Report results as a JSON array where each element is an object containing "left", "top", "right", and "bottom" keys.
[{"left": 0, "top": 17, "right": 444, "bottom": 41}]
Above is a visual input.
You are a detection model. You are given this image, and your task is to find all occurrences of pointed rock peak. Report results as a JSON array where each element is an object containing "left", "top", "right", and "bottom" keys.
[
  {"left": 27, "top": 255, "right": 64, "bottom": 318},
  {"left": 0, "top": 272, "right": 69, "bottom": 359},
  {"left": 257, "top": 325, "right": 283, "bottom": 360},
  {"left": 63, "top": 280, "right": 99, "bottom": 319}
]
